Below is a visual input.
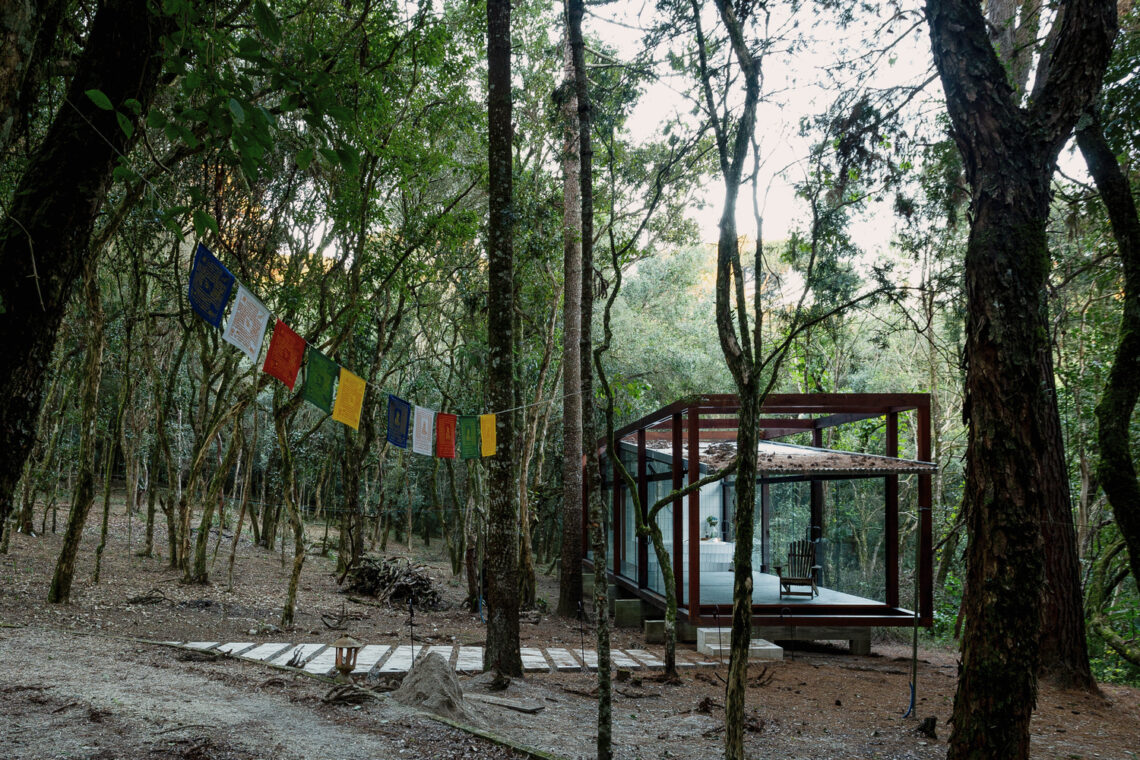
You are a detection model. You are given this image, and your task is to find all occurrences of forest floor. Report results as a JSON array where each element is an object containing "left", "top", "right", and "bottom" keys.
[{"left": 1, "top": 504, "right": 1138, "bottom": 759}]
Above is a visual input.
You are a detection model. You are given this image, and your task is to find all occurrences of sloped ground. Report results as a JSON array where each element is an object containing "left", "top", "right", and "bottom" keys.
[{"left": 1, "top": 508, "right": 1137, "bottom": 759}]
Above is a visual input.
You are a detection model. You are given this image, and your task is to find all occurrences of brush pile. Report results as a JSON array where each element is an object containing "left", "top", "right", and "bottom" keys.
[{"left": 342, "top": 555, "right": 444, "bottom": 609}]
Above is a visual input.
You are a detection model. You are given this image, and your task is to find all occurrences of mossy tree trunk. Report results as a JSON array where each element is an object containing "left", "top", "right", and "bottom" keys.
[
  {"left": 484, "top": 0, "right": 522, "bottom": 679},
  {"left": 1078, "top": 111, "right": 1140, "bottom": 597},
  {"left": 47, "top": 260, "right": 104, "bottom": 604},
  {"left": 924, "top": 0, "right": 1117, "bottom": 754},
  {"left": 556, "top": 17, "right": 584, "bottom": 620}
]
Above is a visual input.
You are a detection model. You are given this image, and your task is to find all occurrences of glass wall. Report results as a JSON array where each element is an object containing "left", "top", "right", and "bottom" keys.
[
  {"left": 599, "top": 442, "right": 906, "bottom": 611},
  {"left": 761, "top": 477, "right": 889, "bottom": 604}
]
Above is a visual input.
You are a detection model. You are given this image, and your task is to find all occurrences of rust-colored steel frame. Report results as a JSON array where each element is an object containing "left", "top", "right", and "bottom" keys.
[{"left": 585, "top": 393, "right": 934, "bottom": 629}]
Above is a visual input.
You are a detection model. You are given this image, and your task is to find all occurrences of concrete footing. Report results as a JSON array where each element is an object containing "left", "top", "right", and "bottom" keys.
[
  {"left": 614, "top": 599, "right": 643, "bottom": 628},
  {"left": 696, "top": 628, "right": 783, "bottom": 660},
  {"left": 753, "top": 625, "right": 871, "bottom": 655}
]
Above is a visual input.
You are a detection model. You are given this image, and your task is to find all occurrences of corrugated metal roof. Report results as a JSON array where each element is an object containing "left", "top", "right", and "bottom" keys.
[{"left": 641, "top": 439, "right": 936, "bottom": 477}]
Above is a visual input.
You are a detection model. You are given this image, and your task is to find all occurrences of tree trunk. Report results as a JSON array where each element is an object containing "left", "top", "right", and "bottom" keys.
[
  {"left": 565, "top": 0, "right": 610, "bottom": 754},
  {"left": 0, "top": 0, "right": 170, "bottom": 532},
  {"left": 187, "top": 418, "right": 242, "bottom": 584},
  {"left": 15, "top": 364, "right": 66, "bottom": 538},
  {"left": 47, "top": 259, "right": 104, "bottom": 604},
  {"left": 228, "top": 404, "right": 258, "bottom": 588},
  {"left": 692, "top": 1, "right": 764, "bottom": 756},
  {"left": 557, "top": 13, "right": 584, "bottom": 619},
  {"left": 93, "top": 328, "right": 134, "bottom": 583},
  {"left": 0, "top": 0, "right": 66, "bottom": 154},
  {"left": 484, "top": 0, "right": 522, "bottom": 678},
  {"left": 1078, "top": 112, "right": 1140, "bottom": 594},
  {"left": 273, "top": 387, "right": 307, "bottom": 628},
  {"left": 924, "top": 0, "right": 1117, "bottom": 754},
  {"left": 464, "top": 461, "right": 484, "bottom": 610}
]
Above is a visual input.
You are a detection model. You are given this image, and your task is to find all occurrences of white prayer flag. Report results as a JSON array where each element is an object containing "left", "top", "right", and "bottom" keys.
[
  {"left": 412, "top": 405, "right": 435, "bottom": 456},
  {"left": 222, "top": 284, "right": 270, "bottom": 364}
]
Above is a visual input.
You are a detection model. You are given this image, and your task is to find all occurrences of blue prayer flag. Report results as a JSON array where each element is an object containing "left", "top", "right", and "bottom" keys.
[
  {"left": 187, "top": 243, "right": 235, "bottom": 327},
  {"left": 387, "top": 394, "right": 411, "bottom": 449}
]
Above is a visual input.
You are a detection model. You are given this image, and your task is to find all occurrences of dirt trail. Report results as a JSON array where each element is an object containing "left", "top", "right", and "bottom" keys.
[
  {"left": 2, "top": 515, "right": 1138, "bottom": 759},
  {"left": 0, "top": 627, "right": 527, "bottom": 760}
]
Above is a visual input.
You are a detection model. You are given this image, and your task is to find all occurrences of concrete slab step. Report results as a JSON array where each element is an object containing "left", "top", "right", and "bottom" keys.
[
  {"left": 546, "top": 647, "right": 583, "bottom": 672},
  {"left": 269, "top": 643, "right": 325, "bottom": 667},
  {"left": 242, "top": 643, "right": 294, "bottom": 662},
  {"left": 520, "top": 647, "right": 550, "bottom": 672},
  {"left": 302, "top": 646, "right": 339, "bottom": 675},
  {"left": 352, "top": 644, "right": 391, "bottom": 674},
  {"left": 455, "top": 646, "right": 483, "bottom": 673}
]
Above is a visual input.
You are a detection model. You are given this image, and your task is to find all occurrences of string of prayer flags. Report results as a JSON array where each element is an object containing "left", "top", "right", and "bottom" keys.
[
  {"left": 332, "top": 367, "right": 366, "bottom": 430},
  {"left": 184, "top": 242, "right": 516, "bottom": 448},
  {"left": 480, "top": 414, "right": 496, "bottom": 456},
  {"left": 436, "top": 413, "right": 457, "bottom": 458},
  {"left": 262, "top": 319, "right": 305, "bottom": 389},
  {"left": 303, "top": 348, "right": 338, "bottom": 413},
  {"left": 188, "top": 243, "right": 235, "bottom": 328},
  {"left": 412, "top": 405, "right": 435, "bottom": 456},
  {"left": 387, "top": 395, "right": 411, "bottom": 448},
  {"left": 223, "top": 285, "right": 270, "bottom": 363},
  {"left": 458, "top": 416, "right": 479, "bottom": 459}
]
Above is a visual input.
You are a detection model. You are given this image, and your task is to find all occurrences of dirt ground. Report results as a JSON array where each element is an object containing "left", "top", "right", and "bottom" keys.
[{"left": 1, "top": 508, "right": 1138, "bottom": 759}]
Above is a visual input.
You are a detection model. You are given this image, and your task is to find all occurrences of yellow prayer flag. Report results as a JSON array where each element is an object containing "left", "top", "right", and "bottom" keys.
[
  {"left": 332, "top": 367, "right": 366, "bottom": 430},
  {"left": 480, "top": 413, "right": 496, "bottom": 456}
]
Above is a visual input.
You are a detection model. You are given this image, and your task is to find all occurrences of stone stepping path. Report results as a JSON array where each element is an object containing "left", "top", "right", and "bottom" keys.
[
  {"left": 243, "top": 643, "right": 293, "bottom": 662},
  {"left": 520, "top": 647, "right": 548, "bottom": 672},
  {"left": 269, "top": 643, "right": 325, "bottom": 667},
  {"left": 165, "top": 641, "right": 726, "bottom": 677},
  {"left": 379, "top": 645, "right": 424, "bottom": 673},
  {"left": 626, "top": 649, "right": 664, "bottom": 669},
  {"left": 455, "top": 646, "right": 483, "bottom": 673},
  {"left": 352, "top": 645, "right": 391, "bottom": 674},
  {"left": 545, "top": 647, "right": 582, "bottom": 672},
  {"left": 302, "top": 646, "right": 339, "bottom": 675},
  {"left": 183, "top": 641, "right": 219, "bottom": 650}
]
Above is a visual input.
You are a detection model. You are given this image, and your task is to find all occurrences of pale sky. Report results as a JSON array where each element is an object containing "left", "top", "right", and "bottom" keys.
[{"left": 584, "top": 0, "right": 936, "bottom": 251}]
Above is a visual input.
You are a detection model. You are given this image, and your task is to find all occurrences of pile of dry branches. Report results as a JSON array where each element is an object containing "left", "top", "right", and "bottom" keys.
[{"left": 341, "top": 556, "right": 443, "bottom": 609}]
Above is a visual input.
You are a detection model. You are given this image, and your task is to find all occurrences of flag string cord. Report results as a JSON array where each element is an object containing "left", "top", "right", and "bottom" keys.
[{"left": 35, "top": 97, "right": 588, "bottom": 422}]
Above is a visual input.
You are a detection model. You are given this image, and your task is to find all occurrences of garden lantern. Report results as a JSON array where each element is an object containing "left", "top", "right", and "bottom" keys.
[{"left": 333, "top": 635, "right": 362, "bottom": 682}]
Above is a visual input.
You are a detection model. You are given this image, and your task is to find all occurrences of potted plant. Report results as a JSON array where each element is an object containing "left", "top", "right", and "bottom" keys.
[{"left": 704, "top": 515, "right": 719, "bottom": 540}]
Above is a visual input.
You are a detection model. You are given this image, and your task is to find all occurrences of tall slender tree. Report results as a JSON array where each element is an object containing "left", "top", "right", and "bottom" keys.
[
  {"left": 923, "top": 0, "right": 1117, "bottom": 755},
  {"left": 484, "top": 0, "right": 522, "bottom": 678},
  {"left": 557, "top": 17, "right": 585, "bottom": 620}
]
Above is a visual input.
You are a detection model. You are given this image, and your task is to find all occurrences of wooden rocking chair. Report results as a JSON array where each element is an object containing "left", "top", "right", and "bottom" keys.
[{"left": 775, "top": 539, "right": 820, "bottom": 598}]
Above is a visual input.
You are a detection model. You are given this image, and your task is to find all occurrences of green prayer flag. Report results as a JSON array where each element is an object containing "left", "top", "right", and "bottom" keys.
[
  {"left": 458, "top": 415, "right": 479, "bottom": 459},
  {"left": 303, "top": 348, "right": 338, "bottom": 413}
]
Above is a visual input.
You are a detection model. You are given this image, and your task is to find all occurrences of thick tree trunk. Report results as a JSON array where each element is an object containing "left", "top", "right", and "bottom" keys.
[
  {"left": 924, "top": 0, "right": 1117, "bottom": 754},
  {"left": 0, "top": 0, "right": 169, "bottom": 532},
  {"left": 557, "top": 16, "right": 584, "bottom": 620},
  {"left": 47, "top": 261, "right": 104, "bottom": 604},
  {"left": 484, "top": 0, "right": 521, "bottom": 678}
]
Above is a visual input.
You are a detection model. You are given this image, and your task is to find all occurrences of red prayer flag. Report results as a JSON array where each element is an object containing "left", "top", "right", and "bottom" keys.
[
  {"left": 262, "top": 319, "right": 306, "bottom": 389},
  {"left": 436, "top": 413, "right": 457, "bottom": 458}
]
